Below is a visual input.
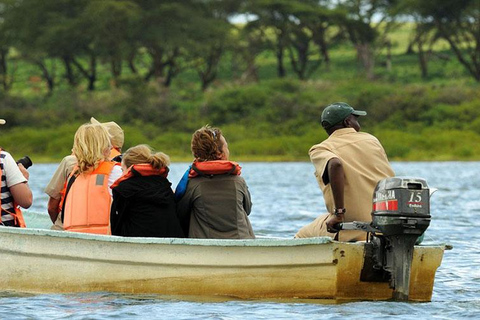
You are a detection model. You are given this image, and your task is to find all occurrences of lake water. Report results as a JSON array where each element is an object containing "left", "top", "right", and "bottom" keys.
[{"left": 1, "top": 162, "right": 478, "bottom": 319}]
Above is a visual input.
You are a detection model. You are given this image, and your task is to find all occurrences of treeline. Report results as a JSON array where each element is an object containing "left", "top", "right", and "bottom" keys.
[{"left": 0, "top": 0, "right": 479, "bottom": 94}]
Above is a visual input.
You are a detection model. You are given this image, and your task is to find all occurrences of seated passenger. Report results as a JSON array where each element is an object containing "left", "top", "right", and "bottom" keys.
[
  {"left": 0, "top": 118, "right": 32, "bottom": 227},
  {"left": 61, "top": 123, "right": 122, "bottom": 234},
  {"left": 295, "top": 102, "right": 395, "bottom": 241},
  {"left": 45, "top": 117, "right": 125, "bottom": 230},
  {"left": 176, "top": 125, "right": 255, "bottom": 239},
  {"left": 110, "top": 145, "right": 184, "bottom": 238}
]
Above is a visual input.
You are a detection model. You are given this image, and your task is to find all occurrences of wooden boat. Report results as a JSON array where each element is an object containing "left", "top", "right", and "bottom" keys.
[{"left": 0, "top": 226, "right": 446, "bottom": 302}]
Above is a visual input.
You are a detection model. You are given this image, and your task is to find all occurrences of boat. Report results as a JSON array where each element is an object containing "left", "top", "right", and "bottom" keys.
[
  {"left": 0, "top": 226, "right": 446, "bottom": 302},
  {"left": 0, "top": 176, "right": 447, "bottom": 302}
]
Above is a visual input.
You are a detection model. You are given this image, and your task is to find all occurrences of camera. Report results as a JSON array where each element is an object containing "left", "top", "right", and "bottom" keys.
[{"left": 16, "top": 156, "right": 33, "bottom": 169}]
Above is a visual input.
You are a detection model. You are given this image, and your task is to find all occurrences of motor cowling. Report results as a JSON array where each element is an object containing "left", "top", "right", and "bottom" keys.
[{"left": 371, "top": 177, "right": 431, "bottom": 238}]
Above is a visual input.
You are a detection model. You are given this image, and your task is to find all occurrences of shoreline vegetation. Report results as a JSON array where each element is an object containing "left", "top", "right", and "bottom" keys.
[
  {"left": 1, "top": 1, "right": 480, "bottom": 162},
  {"left": 3, "top": 74, "right": 480, "bottom": 163}
]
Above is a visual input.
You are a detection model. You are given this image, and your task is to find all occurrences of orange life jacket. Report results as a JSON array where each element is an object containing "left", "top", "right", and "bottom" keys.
[
  {"left": 57, "top": 151, "right": 121, "bottom": 214},
  {"left": 62, "top": 161, "right": 116, "bottom": 234},
  {"left": 189, "top": 160, "right": 242, "bottom": 178},
  {"left": 0, "top": 150, "right": 26, "bottom": 228}
]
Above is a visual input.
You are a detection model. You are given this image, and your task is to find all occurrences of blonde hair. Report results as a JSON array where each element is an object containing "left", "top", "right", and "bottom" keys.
[
  {"left": 72, "top": 123, "right": 111, "bottom": 173},
  {"left": 122, "top": 144, "right": 170, "bottom": 170},
  {"left": 191, "top": 125, "right": 224, "bottom": 162}
]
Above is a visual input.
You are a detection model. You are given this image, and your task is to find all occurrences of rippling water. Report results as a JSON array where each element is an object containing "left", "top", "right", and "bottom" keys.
[{"left": 3, "top": 162, "right": 478, "bottom": 319}]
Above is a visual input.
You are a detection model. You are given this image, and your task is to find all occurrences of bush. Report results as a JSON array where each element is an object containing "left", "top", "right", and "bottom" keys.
[{"left": 203, "top": 84, "right": 270, "bottom": 124}]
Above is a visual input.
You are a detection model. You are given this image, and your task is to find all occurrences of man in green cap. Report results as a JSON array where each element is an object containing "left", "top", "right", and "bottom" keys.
[{"left": 295, "top": 102, "right": 395, "bottom": 241}]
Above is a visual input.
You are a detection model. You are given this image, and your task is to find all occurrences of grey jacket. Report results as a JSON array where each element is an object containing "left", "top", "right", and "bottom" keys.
[{"left": 176, "top": 174, "right": 254, "bottom": 239}]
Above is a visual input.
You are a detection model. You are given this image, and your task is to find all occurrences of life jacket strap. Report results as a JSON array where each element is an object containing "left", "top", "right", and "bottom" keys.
[{"left": 60, "top": 170, "right": 78, "bottom": 224}]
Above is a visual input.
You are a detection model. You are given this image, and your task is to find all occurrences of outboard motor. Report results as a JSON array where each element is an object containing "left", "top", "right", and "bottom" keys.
[{"left": 342, "top": 177, "right": 432, "bottom": 301}]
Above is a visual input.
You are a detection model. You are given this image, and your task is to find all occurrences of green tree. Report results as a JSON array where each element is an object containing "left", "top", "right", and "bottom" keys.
[
  {"left": 0, "top": 0, "right": 15, "bottom": 91},
  {"left": 1, "top": 0, "right": 96, "bottom": 91},
  {"left": 82, "top": 0, "right": 140, "bottom": 87},
  {"left": 231, "top": 25, "right": 268, "bottom": 83},
  {"left": 286, "top": 0, "right": 331, "bottom": 79},
  {"left": 133, "top": 0, "right": 198, "bottom": 87},
  {"left": 189, "top": 0, "right": 238, "bottom": 90},
  {"left": 295, "top": 0, "right": 338, "bottom": 69},
  {"left": 408, "top": 0, "right": 480, "bottom": 81},
  {"left": 243, "top": 0, "right": 295, "bottom": 78},
  {"left": 337, "top": 0, "right": 398, "bottom": 79}
]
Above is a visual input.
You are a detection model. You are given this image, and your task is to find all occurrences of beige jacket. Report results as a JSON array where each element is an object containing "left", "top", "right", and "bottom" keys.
[{"left": 296, "top": 128, "right": 395, "bottom": 241}]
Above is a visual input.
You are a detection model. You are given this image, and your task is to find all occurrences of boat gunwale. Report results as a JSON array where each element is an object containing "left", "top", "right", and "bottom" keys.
[
  {"left": 0, "top": 226, "right": 449, "bottom": 250},
  {"left": 0, "top": 226, "right": 336, "bottom": 247}
]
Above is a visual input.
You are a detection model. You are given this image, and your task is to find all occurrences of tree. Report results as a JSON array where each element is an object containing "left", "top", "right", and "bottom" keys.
[
  {"left": 292, "top": 0, "right": 337, "bottom": 70},
  {"left": 82, "top": 0, "right": 140, "bottom": 87},
  {"left": 231, "top": 25, "right": 268, "bottom": 83},
  {"left": 286, "top": 0, "right": 335, "bottom": 79},
  {"left": 408, "top": 0, "right": 480, "bottom": 81},
  {"left": 243, "top": 0, "right": 295, "bottom": 78},
  {"left": 133, "top": 0, "right": 199, "bottom": 87},
  {"left": 0, "top": 0, "right": 97, "bottom": 92},
  {"left": 0, "top": 1, "right": 15, "bottom": 91},
  {"left": 243, "top": 0, "right": 337, "bottom": 80},
  {"left": 336, "top": 0, "right": 398, "bottom": 80},
  {"left": 189, "top": 0, "right": 238, "bottom": 90}
]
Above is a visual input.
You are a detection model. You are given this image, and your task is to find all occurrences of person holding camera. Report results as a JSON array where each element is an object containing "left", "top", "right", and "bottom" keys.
[{"left": 0, "top": 119, "right": 33, "bottom": 227}]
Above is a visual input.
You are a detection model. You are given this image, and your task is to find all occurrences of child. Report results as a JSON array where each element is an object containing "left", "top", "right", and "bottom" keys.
[{"left": 110, "top": 145, "right": 184, "bottom": 238}]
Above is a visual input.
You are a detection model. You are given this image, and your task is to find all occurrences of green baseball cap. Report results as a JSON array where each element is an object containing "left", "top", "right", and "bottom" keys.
[{"left": 321, "top": 102, "right": 367, "bottom": 129}]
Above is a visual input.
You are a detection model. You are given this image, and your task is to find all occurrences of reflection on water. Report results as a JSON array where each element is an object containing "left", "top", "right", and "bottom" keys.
[{"left": 2, "top": 162, "right": 479, "bottom": 319}]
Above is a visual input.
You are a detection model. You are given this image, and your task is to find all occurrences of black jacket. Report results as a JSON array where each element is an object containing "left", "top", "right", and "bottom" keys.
[{"left": 110, "top": 172, "right": 184, "bottom": 238}]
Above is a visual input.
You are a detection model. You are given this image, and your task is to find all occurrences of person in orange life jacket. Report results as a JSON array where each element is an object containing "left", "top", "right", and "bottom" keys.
[
  {"left": 0, "top": 118, "right": 32, "bottom": 227},
  {"left": 295, "top": 102, "right": 394, "bottom": 242},
  {"left": 58, "top": 123, "right": 122, "bottom": 234},
  {"left": 110, "top": 145, "right": 184, "bottom": 238},
  {"left": 45, "top": 117, "right": 124, "bottom": 229},
  {"left": 176, "top": 125, "right": 255, "bottom": 239}
]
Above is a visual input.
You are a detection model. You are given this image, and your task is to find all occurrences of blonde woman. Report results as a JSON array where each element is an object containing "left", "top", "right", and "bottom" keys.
[
  {"left": 60, "top": 123, "right": 122, "bottom": 234},
  {"left": 176, "top": 125, "right": 254, "bottom": 239},
  {"left": 45, "top": 117, "right": 124, "bottom": 229},
  {"left": 110, "top": 145, "right": 184, "bottom": 238}
]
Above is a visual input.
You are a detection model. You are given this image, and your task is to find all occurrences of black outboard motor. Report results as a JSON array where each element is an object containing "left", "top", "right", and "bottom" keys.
[
  {"left": 342, "top": 177, "right": 432, "bottom": 301},
  {"left": 371, "top": 177, "right": 431, "bottom": 300}
]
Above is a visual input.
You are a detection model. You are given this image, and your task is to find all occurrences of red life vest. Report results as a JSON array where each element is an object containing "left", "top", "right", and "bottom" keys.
[
  {"left": 189, "top": 160, "right": 241, "bottom": 178},
  {"left": 62, "top": 161, "right": 117, "bottom": 235},
  {"left": 111, "top": 163, "right": 168, "bottom": 189}
]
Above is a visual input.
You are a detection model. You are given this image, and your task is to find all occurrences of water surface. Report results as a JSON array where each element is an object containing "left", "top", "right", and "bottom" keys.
[{"left": 3, "top": 162, "right": 478, "bottom": 319}]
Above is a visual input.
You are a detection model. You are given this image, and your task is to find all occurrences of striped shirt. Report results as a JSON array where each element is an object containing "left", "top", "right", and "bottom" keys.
[{"left": 0, "top": 151, "right": 27, "bottom": 226}]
